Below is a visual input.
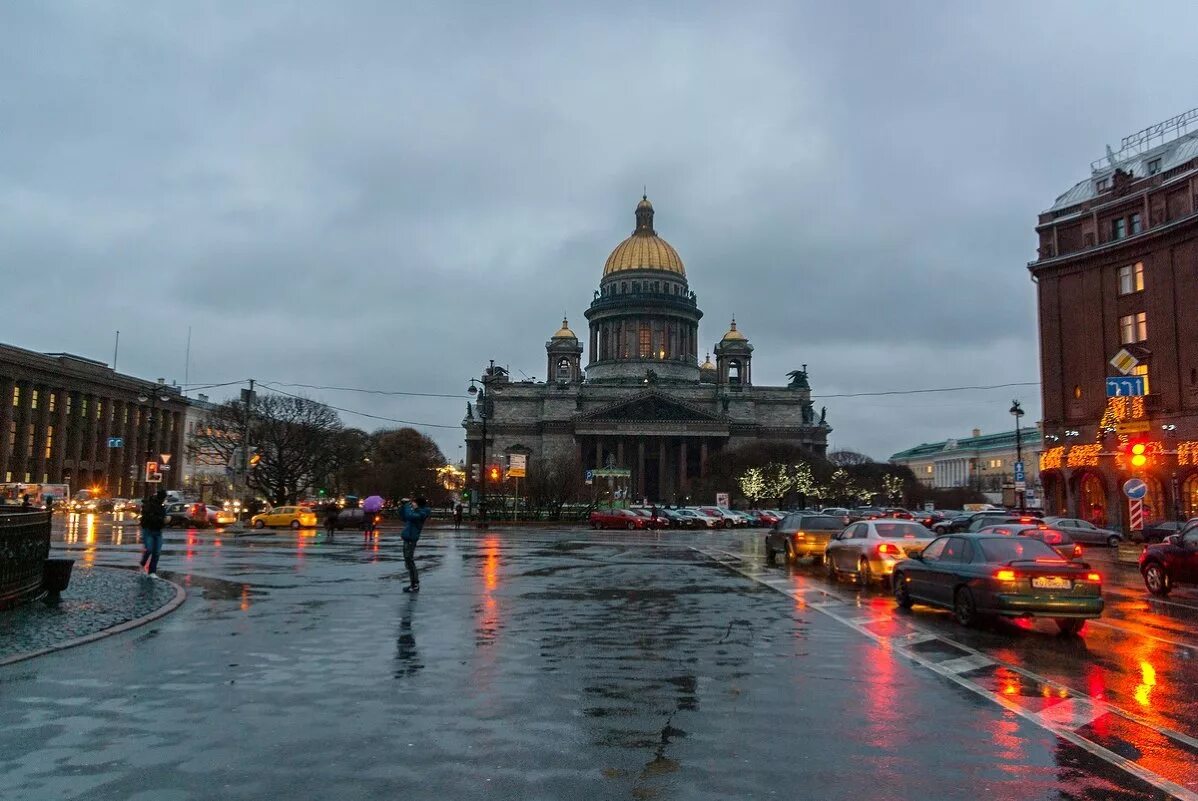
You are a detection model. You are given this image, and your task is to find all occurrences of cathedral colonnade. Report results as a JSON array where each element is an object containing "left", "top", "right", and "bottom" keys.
[{"left": 578, "top": 434, "right": 715, "bottom": 503}]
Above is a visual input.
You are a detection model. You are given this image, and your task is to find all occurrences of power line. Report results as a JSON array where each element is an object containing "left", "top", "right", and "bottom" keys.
[
  {"left": 810, "top": 381, "right": 1039, "bottom": 399},
  {"left": 258, "top": 383, "right": 461, "bottom": 430},
  {"left": 260, "top": 381, "right": 462, "bottom": 399}
]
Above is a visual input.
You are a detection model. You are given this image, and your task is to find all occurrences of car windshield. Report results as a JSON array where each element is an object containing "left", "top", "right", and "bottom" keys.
[
  {"left": 799, "top": 516, "right": 844, "bottom": 531},
  {"left": 978, "top": 537, "right": 1061, "bottom": 562},
  {"left": 875, "top": 522, "right": 928, "bottom": 538}
]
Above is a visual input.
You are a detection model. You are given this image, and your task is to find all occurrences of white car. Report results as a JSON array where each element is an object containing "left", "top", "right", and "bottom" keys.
[
  {"left": 207, "top": 506, "right": 237, "bottom": 526},
  {"left": 679, "top": 508, "right": 721, "bottom": 528}
]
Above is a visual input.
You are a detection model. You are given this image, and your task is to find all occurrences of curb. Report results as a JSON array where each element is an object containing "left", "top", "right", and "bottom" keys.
[{"left": 0, "top": 573, "right": 187, "bottom": 668}]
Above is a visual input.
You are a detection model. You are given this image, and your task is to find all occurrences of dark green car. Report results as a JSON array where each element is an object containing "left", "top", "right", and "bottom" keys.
[{"left": 891, "top": 533, "right": 1104, "bottom": 635}]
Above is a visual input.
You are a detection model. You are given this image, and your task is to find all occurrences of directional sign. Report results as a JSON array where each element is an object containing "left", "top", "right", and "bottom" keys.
[
  {"left": 1123, "top": 478, "right": 1148, "bottom": 500},
  {"left": 1013, "top": 460, "right": 1025, "bottom": 483},
  {"left": 507, "top": 453, "right": 527, "bottom": 478},
  {"left": 1110, "top": 348, "right": 1140, "bottom": 376},
  {"left": 1128, "top": 499, "right": 1144, "bottom": 531},
  {"left": 107, "top": 437, "right": 124, "bottom": 448},
  {"left": 1106, "top": 376, "right": 1145, "bottom": 397},
  {"left": 1116, "top": 420, "right": 1152, "bottom": 434}
]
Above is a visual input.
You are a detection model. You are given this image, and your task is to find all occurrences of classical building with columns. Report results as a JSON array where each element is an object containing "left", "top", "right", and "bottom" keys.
[
  {"left": 0, "top": 343, "right": 187, "bottom": 497},
  {"left": 463, "top": 196, "right": 830, "bottom": 503}
]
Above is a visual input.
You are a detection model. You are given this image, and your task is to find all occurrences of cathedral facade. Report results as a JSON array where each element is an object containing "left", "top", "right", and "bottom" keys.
[{"left": 463, "top": 196, "right": 830, "bottom": 502}]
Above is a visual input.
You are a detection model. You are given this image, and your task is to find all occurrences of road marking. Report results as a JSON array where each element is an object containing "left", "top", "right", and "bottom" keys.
[
  {"left": 1086, "top": 619, "right": 1198, "bottom": 652},
  {"left": 697, "top": 547, "right": 1198, "bottom": 801},
  {"left": 937, "top": 654, "right": 994, "bottom": 674}
]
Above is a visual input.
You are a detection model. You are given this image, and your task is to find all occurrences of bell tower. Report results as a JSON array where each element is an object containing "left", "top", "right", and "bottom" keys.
[
  {"left": 546, "top": 317, "right": 583, "bottom": 384},
  {"left": 714, "top": 318, "right": 753, "bottom": 386}
]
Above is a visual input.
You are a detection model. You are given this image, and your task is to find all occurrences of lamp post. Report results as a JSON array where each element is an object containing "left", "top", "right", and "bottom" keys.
[
  {"left": 1162, "top": 423, "right": 1180, "bottom": 521},
  {"left": 468, "top": 359, "right": 495, "bottom": 526},
  {"left": 137, "top": 388, "right": 172, "bottom": 498},
  {"left": 1009, "top": 400, "right": 1025, "bottom": 514}
]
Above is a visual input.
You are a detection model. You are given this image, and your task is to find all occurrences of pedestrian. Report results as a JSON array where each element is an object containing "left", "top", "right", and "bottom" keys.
[
  {"left": 21, "top": 494, "right": 32, "bottom": 509},
  {"left": 453, "top": 503, "right": 463, "bottom": 530},
  {"left": 399, "top": 496, "right": 432, "bottom": 593},
  {"left": 139, "top": 489, "right": 168, "bottom": 577},
  {"left": 362, "top": 494, "right": 384, "bottom": 541},
  {"left": 323, "top": 502, "right": 339, "bottom": 541}
]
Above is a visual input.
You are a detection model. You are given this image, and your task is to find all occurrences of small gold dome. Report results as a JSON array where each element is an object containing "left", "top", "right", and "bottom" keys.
[
  {"left": 700, "top": 353, "right": 716, "bottom": 371},
  {"left": 602, "top": 195, "right": 686, "bottom": 277},
  {"left": 721, "top": 318, "right": 747, "bottom": 341},
  {"left": 551, "top": 317, "right": 577, "bottom": 339}
]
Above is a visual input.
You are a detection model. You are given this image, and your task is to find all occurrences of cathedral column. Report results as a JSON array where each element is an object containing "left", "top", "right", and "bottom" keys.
[
  {"left": 595, "top": 437, "right": 604, "bottom": 470},
  {"left": 657, "top": 439, "right": 667, "bottom": 502},
  {"left": 678, "top": 439, "right": 688, "bottom": 495},
  {"left": 616, "top": 438, "right": 625, "bottom": 469},
  {"left": 699, "top": 438, "right": 709, "bottom": 478},
  {"left": 637, "top": 439, "right": 646, "bottom": 500}
]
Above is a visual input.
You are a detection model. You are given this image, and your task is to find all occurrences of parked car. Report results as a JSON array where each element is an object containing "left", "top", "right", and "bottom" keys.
[
  {"left": 251, "top": 505, "right": 318, "bottom": 529},
  {"left": 659, "top": 508, "right": 697, "bottom": 528},
  {"left": 853, "top": 507, "right": 885, "bottom": 520},
  {"left": 976, "top": 524, "right": 1083, "bottom": 560},
  {"left": 676, "top": 508, "right": 719, "bottom": 528},
  {"left": 1138, "top": 519, "right": 1188, "bottom": 544},
  {"left": 825, "top": 519, "right": 936, "bottom": 586},
  {"left": 749, "top": 509, "right": 781, "bottom": 527},
  {"left": 1139, "top": 522, "right": 1198, "bottom": 596},
  {"left": 892, "top": 533, "right": 1104, "bottom": 634},
  {"left": 699, "top": 507, "right": 744, "bottom": 528},
  {"left": 1043, "top": 517, "right": 1123, "bottom": 547},
  {"left": 881, "top": 507, "right": 915, "bottom": 520},
  {"left": 629, "top": 507, "right": 671, "bottom": 529},
  {"left": 589, "top": 507, "right": 647, "bottom": 530},
  {"left": 820, "top": 507, "right": 855, "bottom": 526},
  {"left": 765, "top": 513, "right": 846, "bottom": 564}
]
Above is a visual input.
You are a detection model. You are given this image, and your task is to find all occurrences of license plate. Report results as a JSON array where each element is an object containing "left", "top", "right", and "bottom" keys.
[{"left": 1032, "top": 577, "right": 1072, "bottom": 590}]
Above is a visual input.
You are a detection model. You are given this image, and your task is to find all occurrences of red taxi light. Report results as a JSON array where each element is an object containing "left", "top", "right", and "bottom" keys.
[{"left": 995, "top": 569, "right": 1017, "bottom": 581}]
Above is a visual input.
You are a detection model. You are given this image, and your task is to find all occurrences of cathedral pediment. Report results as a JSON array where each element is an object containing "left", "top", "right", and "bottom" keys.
[{"left": 577, "top": 391, "right": 723, "bottom": 423}]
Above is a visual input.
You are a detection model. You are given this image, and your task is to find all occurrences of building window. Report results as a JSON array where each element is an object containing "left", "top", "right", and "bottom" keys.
[
  {"left": 80, "top": 398, "right": 88, "bottom": 418},
  {"left": 45, "top": 426, "right": 53, "bottom": 459},
  {"left": 11, "top": 386, "right": 18, "bottom": 407},
  {"left": 925, "top": 465, "right": 933, "bottom": 474},
  {"left": 1148, "top": 158, "right": 1161, "bottom": 175},
  {"left": 1120, "top": 312, "right": 1148, "bottom": 344},
  {"left": 638, "top": 325, "right": 652, "bottom": 358},
  {"left": 1096, "top": 178, "right": 1109, "bottom": 191},
  {"left": 1118, "top": 262, "right": 1144, "bottom": 294},
  {"left": 48, "top": 392, "right": 56, "bottom": 412},
  {"left": 8, "top": 421, "right": 15, "bottom": 448},
  {"left": 1130, "top": 212, "right": 1143, "bottom": 235},
  {"left": 1133, "top": 363, "right": 1150, "bottom": 394},
  {"left": 1111, "top": 218, "right": 1127, "bottom": 240},
  {"left": 27, "top": 424, "right": 34, "bottom": 457},
  {"left": 65, "top": 395, "right": 72, "bottom": 415},
  {"left": 31, "top": 389, "right": 38, "bottom": 410},
  {"left": 96, "top": 401, "right": 102, "bottom": 420}
]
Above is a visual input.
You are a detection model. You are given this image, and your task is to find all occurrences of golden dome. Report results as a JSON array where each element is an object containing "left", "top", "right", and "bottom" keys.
[
  {"left": 700, "top": 353, "right": 716, "bottom": 371},
  {"left": 721, "top": 318, "right": 747, "bottom": 342},
  {"left": 551, "top": 316, "right": 577, "bottom": 339},
  {"left": 602, "top": 195, "right": 686, "bottom": 277}
]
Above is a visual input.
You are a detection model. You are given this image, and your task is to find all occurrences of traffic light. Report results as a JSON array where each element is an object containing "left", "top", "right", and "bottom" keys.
[
  {"left": 487, "top": 464, "right": 502, "bottom": 483},
  {"left": 1121, "top": 436, "right": 1152, "bottom": 470},
  {"left": 247, "top": 448, "right": 261, "bottom": 468}
]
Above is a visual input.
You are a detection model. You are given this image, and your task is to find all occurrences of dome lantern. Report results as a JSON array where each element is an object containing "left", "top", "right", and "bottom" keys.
[{"left": 602, "top": 195, "right": 686, "bottom": 277}]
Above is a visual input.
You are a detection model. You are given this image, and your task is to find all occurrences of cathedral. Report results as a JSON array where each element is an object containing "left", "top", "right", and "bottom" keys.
[{"left": 463, "top": 195, "right": 830, "bottom": 502}]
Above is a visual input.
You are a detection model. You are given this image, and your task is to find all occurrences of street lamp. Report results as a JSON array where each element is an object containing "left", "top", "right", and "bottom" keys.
[
  {"left": 467, "top": 359, "right": 495, "bottom": 526},
  {"left": 137, "top": 388, "right": 172, "bottom": 498},
  {"left": 1009, "top": 399, "right": 1025, "bottom": 514}
]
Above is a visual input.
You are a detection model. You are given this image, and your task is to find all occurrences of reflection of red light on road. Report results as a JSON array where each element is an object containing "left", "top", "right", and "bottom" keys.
[
  {"left": 186, "top": 533, "right": 196, "bottom": 561},
  {"left": 240, "top": 584, "right": 250, "bottom": 611},
  {"left": 1134, "top": 660, "right": 1157, "bottom": 708},
  {"left": 483, "top": 536, "right": 500, "bottom": 591}
]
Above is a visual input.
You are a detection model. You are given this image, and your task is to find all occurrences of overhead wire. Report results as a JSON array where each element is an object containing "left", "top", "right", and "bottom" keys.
[{"left": 258, "top": 383, "right": 462, "bottom": 430}]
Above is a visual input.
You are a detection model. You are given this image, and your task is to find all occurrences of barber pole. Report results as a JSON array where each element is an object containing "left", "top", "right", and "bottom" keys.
[{"left": 1128, "top": 499, "right": 1144, "bottom": 532}]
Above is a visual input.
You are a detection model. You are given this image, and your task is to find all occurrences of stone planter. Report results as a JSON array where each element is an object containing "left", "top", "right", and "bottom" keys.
[{"left": 42, "top": 558, "right": 75, "bottom": 601}]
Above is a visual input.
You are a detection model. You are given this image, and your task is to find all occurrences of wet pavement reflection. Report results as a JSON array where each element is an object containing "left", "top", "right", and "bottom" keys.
[{"left": 0, "top": 519, "right": 1194, "bottom": 799}]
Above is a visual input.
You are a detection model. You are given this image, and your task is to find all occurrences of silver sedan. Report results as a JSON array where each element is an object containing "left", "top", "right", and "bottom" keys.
[
  {"left": 1043, "top": 517, "right": 1123, "bottom": 546},
  {"left": 824, "top": 519, "right": 936, "bottom": 586}
]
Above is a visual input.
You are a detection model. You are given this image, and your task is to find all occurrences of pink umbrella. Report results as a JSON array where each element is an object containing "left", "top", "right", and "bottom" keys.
[{"left": 363, "top": 495, "right": 384, "bottom": 513}]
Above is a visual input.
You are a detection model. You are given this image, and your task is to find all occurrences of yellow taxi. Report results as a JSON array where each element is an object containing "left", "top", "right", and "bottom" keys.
[{"left": 251, "top": 505, "right": 318, "bottom": 530}]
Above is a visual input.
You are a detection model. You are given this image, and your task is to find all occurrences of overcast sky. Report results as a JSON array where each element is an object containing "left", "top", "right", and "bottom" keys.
[{"left": 4, "top": 2, "right": 1197, "bottom": 461}]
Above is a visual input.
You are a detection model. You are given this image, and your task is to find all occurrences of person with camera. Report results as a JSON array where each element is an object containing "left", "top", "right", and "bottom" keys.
[{"left": 399, "top": 496, "right": 432, "bottom": 593}]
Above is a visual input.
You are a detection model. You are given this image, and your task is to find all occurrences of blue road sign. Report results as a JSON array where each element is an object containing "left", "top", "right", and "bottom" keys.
[
  {"left": 585, "top": 469, "right": 594, "bottom": 484},
  {"left": 107, "top": 437, "right": 124, "bottom": 448},
  {"left": 1106, "top": 376, "right": 1145, "bottom": 397},
  {"left": 1013, "top": 461, "right": 1025, "bottom": 483},
  {"left": 1123, "top": 478, "right": 1148, "bottom": 500}
]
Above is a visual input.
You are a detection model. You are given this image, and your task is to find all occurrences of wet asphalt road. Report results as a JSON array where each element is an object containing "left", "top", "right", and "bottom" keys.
[{"left": 2, "top": 516, "right": 1197, "bottom": 800}]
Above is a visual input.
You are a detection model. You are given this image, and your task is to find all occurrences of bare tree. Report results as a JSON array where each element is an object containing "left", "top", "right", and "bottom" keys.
[
  {"left": 190, "top": 394, "right": 343, "bottom": 504},
  {"left": 525, "top": 453, "right": 585, "bottom": 517},
  {"left": 828, "top": 450, "right": 873, "bottom": 467},
  {"left": 362, "top": 428, "right": 448, "bottom": 504}
]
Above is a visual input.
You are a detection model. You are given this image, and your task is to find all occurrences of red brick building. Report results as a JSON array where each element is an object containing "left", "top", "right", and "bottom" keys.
[{"left": 1031, "top": 109, "right": 1198, "bottom": 528}]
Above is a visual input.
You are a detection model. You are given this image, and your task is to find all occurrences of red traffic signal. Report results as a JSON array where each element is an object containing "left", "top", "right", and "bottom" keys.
[
  {"left": 487, "top": 464, "right": 502, "bottom": 482},
  {"left": 1121, "top": 436, "right": 1152, "bottom": 470}
]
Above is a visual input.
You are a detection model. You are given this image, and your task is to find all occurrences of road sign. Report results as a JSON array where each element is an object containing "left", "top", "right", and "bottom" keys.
[
  {"left": 923, "top": 502, "right": 934, "bottom": 512},
  {"left": 507, "top": 453, "right": 527, "bottom": 478},
  {"left": 592, "top": 468, "right": 631, "bottom": 478},
  {"left": 716, "top": 492, "right": 730, "bottom": 507},
  {"left": 1116, "top": 420, "right": 1152, "bottom": 434},
  {"left": 1123, "top": 478, "right": 1148, "bottom": 499},
  {"left": 1013, "top": 460, "right": 1025, "bottom": 483},
  {"left": 145, "top": 461, "right": 162, "bottom": 483},
  {"left": 160, "top": 453, "right": 172, "bottom": 465},
  {"left": 585, "top": 469, "right": 594, "bottom": 485},
  {"left": 1014, "top": 480, "right": 1026, "bottom": 491},
  {"left": 107, "top": 437, "right": 124, "bottom": 448},
  {"left": 1106, "top": 376, "right": 1146, "bottom": 397},
  {"left": 1128, "top": 499, "right": 1144, "bottom": 531},
  {"left": 1110, "top": 348, "right": 1140, "bottom": 375}
]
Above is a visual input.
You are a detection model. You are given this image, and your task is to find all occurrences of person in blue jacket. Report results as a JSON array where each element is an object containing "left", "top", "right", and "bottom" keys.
[{"left": 400, "top": 497, "right": 432, "bottom": 593}]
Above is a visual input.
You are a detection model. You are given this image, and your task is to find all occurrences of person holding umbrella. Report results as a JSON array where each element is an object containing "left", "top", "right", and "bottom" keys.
[{"left": 362, "top": 494, "right": 384, "bottom": 540}]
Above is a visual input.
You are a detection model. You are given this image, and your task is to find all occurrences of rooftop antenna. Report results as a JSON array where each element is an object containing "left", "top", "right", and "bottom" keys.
[
  {"left": 183, "top": 326, "right": 192, "bottom": 395},
  {"left": 112, "top": 330, "right": 119, "bottom": 371}
]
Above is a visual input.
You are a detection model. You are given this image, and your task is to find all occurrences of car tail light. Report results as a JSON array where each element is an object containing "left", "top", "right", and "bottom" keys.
[
  {"left": 877, "top": 542, "right": 902, "bottom": 557},
  {"left": 995, "top": 569, "right": 1018, "bottom": 581},
  {"left": 1086, "top": 572, "right": 1101, "bottom": 583},
  {"left": 1072, "top": 544, "right": 1082, "bottom": 557}
]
